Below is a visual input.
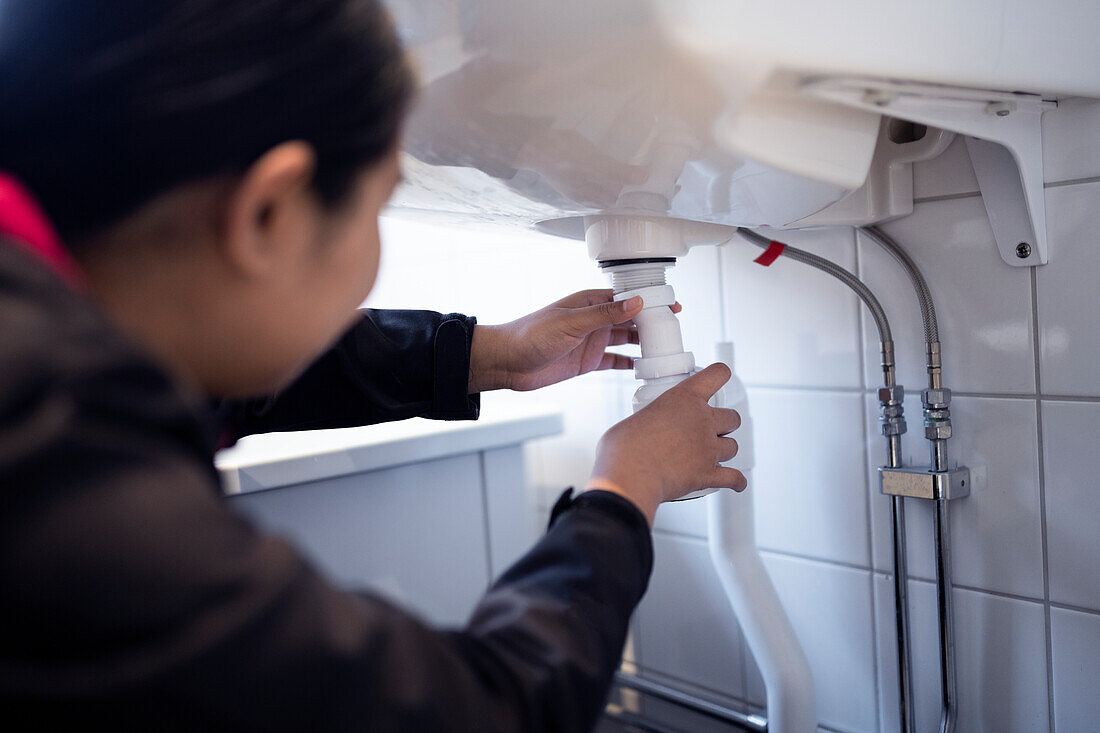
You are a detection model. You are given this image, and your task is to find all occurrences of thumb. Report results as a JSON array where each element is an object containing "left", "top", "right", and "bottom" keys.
[{"left": 566, "top": 295, "right": 643, "bottom": 335}]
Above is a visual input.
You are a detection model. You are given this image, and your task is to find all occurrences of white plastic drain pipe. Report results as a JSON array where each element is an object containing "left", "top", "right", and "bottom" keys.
[
  {"left": 586, "top": 215, "right": 815, "bottom": 730},
  {"left": 708, "top": 342, "right": 816, "bottom": 733},
  {"left": 603, "top": 261, "right": 715, "bottom": 501}
]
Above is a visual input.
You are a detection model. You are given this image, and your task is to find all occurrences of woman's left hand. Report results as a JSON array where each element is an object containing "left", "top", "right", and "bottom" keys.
[{"left": 468, "top": 289, "right": 680, "bottom": 393}]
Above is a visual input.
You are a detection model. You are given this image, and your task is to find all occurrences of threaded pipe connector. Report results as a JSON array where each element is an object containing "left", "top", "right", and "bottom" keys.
[{"left": 604, "top": 262, "right": 670, "bottom": 294}]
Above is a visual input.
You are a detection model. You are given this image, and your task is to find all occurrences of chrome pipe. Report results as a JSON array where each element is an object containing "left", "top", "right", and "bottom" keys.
[
  {"left": 934, "top": 499, "right": 959, "bottom": 733},
  {"left": 888, "top": 424, "right": 915, "bottom": 733},
  {"left": 890, "top": 497, "right": 915, "bottom": 733},
  {"left": 864, "top": 226, "right": 961, "bottom": 733},
  {"left": 932, "top": 439, "right": 949, "bottom": 473},
  {"left": 887, "top": 434, "right": 903, "bottom": 470},
  {"left": 929, "top": 398, "right": 957, "bottom": 733},
  {"left": 614, "top": 673, "right": 768, "bottom": 732}
]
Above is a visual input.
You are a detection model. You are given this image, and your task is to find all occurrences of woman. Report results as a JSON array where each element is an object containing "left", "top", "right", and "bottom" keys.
[{"left": 0, "top": 1, "right": 745, "bottom": 730}]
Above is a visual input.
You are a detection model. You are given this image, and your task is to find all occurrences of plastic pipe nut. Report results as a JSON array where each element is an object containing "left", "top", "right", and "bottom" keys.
[
  {"left": 614, "top": 284, "right": 676, "bottom": 309},
  {"left": 634, "top": 352, "right": 696, "bottom": 380}
]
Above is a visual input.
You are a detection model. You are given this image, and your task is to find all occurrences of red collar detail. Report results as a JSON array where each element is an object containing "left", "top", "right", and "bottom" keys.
[{"left": 0, "top": 173, "right": 85, "bottom": 289}]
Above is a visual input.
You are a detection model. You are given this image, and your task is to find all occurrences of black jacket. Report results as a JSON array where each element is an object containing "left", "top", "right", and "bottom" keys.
[{"left": 0, "top": 243, "right": 653, "bottom": 731}]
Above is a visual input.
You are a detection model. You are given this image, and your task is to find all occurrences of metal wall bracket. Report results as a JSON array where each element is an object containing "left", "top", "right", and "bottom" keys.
[
  {"left": 879, "top": 466, "right": 971, "bottom": 501},
  {"left": 804, "top": 77, "right": 1056, "bottom": 267}
]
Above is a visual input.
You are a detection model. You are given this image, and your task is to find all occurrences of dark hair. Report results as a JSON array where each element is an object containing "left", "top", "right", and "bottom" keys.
[{"left": 0, "top": 0, "right": 415, "bottom": 246}]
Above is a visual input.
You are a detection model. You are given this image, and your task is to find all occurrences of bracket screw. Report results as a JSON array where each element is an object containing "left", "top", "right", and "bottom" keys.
[{"left": 1016, "top": 242, "right": 1032, "bottom": 259}]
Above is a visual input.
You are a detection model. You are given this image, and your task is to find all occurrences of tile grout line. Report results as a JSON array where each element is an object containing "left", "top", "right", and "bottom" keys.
[
  {"left": 913, "top": 191, "right": 983, "bottom": 204},
  {"left": 878, "top": 572, "right": 1049, "bottom": 607},
  {"left": 1044, "top": 174, "right": 1100, "bottom": 189},
  {"left": 758, "top": 547, "right": 873, "bottom": 574},
  {"left": 1031, "top": 265, "right": 1058, "bottom": 733},
  {"left": 1050, "top": 600, "right": 1100, "bottom": 618},
  {"left": 852, "top": 227, "right": 885, "bottom": 733},
  {"left": 911, "top": 174, "right": 1100, "bottom": 206},
  {"left": 1031, "top": 393, "right": 1100, "bottom": 403}
]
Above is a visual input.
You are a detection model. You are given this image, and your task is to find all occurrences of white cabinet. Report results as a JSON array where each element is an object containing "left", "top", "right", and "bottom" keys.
[{"left": 218, "top": 413, "right": 562, "bottom": 625}]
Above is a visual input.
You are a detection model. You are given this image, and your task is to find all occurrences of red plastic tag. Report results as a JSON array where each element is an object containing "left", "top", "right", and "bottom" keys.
[{"left": 753, "top": 240, "right": 786, "bottom": 267}]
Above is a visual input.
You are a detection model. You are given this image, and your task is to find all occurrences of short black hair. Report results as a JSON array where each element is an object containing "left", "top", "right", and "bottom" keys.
[{"left": 0, "top": 0, "right": 415, "bottom": 246}]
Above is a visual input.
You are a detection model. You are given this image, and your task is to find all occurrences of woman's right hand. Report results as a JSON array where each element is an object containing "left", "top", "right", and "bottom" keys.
[{"left": 587, "top": 363, "right": 747, "bottom": 526}]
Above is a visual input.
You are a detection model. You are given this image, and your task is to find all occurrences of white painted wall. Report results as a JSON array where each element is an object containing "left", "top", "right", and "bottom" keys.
[{"left": 369, "top": 98, "right": 1100, "bottom": 732}]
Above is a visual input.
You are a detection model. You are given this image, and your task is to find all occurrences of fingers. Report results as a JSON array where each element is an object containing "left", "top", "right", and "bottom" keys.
[
  {"left": 671, "top": 301, "right": 682, "bottom": 314},
  {"left": 716, "top": 436, "right": 739, "bottom": 463},
  {"left": 680, "top": 362, "right": 732, "bottom": 400},
  {"left": 715, "top": 407, "right": 741, "bottom": 436},
  {"left": 707, "top": 465, "right": 748, "bottom": 492},
  {"left": 607, "top": 327, "right": 640, "bottom": 347},
  {"left": 598, "top": 352, "right": 634, "bottom": 371},
  {"left": 564, "top": 296, "right": 643, "bottom": 335}
]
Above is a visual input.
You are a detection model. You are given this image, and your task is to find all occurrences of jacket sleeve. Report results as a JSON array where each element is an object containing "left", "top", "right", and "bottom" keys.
[
  {"left": 216, "top": 309, "right": 480, "bottom": 440},
  {"left": 2, "top": 414, "right": 652, "bottom": 732}
]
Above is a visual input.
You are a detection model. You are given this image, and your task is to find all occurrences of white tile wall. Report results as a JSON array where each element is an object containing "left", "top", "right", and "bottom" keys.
[
  {"left": 874, "top": 578, "right": 1050, "bottom": 733},
  {"left": 672, "top": 243, "right": 727, "bottom": 363},
  {"left": 1042, "top": 99, "right": 1100, "bottom": 185},
  {"left": 752, "top": 389, "right": 872, "bottom": 568},
  {"left": 719, "top": 227, "right": 864, "bottom": 389},
  {"left": 857, "top": 197, "right": 1036, "bottom": 395},
  {"left": 1041, "top": 400, "right": 1100, "bottom": 611},
  {"left": 1037, "top": 182, "right": 1100, "bottom": 397},
  {"left": 762, "top": 553, "right": 878, "bottom": 733},
  {"left": 373, "top": 156, "right": 1100, "bottom": 729},
  {"left": 1050, "top": 607, "right": 1100, "bottom": 731},
  {"left": 634, "top": 533, "right": 750, "bottom": 704}
]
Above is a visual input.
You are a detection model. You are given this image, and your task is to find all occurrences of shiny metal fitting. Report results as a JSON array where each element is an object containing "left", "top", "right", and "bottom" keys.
[
  {"left": 922, "top": 388, "right": 952, "bottom": 408},
  {"left": 924, "top": 408, "right": 951, "bottom": 421},
  {"left": 881, "top": 404, "right": 905, "bottom": 419},
  {"left": 881, "top": 418, "right": 908, "bottom": 437},
  {"left": 880, "top": 341, "right": 896, "bottom": 369},
  {"left": 878, "top": 385, "right": 905, "bottom": 405},
  {"left": 925, "top": 421, "right": 953, "bottom": 440},
  {"left": 880, "top": 466, "right": 970, "bottom": 500}
]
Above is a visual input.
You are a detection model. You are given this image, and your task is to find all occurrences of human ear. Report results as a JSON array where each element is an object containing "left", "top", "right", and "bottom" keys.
[{"left": 222, "top": 141, "right": 318, "bottom": 278}]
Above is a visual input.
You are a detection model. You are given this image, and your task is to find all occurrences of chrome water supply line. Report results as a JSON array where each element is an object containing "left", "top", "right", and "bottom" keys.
[{"left": 863, "top": 225, "right": 965, "bottom": 733}]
